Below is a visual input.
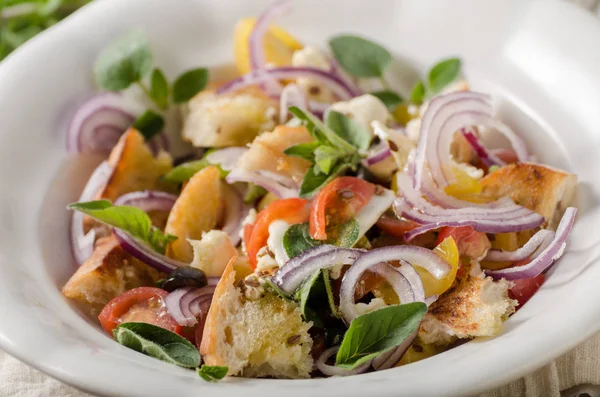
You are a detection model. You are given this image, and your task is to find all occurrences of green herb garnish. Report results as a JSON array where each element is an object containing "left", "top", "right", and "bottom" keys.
[
  {"left": 370, "top": 90, "right": 403, "bottom": 111},
  {"left": 329, "top": 35, "right": 393, "bottom": 78},
  {"left": 149, "top": 68, "right": 170, "bottom": 109},
  {"left": 172, "top": 68, "right": 209, "bottom": 103},
  {"left": 113, "top": 322, "right": 201, "bottom": 368},
  {"left": 410, "top": 57, "right": 462, "bottom": 105},
  {"left": 335, "top": 302, "right": 427, "bottom": 369},
  {"left": 198, "top": 365, "right": 228, "bottom": 382},
  {"left": 282, "top": 220, "right": 360, "bottom": 260},
  {"left": 68, "top": 200, "right": 176, "bottom": 253},
  {"left": 132, "top": 109, "right": 165, "bottom": 140},
  {"left": 325, "top": 110, "right": 371, "bottom": 152}
]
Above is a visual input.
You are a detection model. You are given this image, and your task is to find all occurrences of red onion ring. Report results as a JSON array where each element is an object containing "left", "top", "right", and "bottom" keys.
[
  {"left": 165, "top": 286, "right": 216, "bottom": 327},
  {"left": 485, "top": 229, "right": 555, "bottom": 262},
  {"left": 70, "top": 161, "right": 114, "bottom": 265},
  {"left": 272, "top": 245, "right": 364, "bottom": 294},
  {"left": 280, "top": 84, "right": 308, "bottom": 123},
  {"left": 113, "top": 190, "right": 178, "bottom": 212},
  {"left": 371, "top": 329, "right": 417, "bottom": 370},
  {"left": 486, "top": 207, "right": 577, "bottom": 280},
  {"left": 364, "top": 142, "right": 392, "bottom": 166},
  {"left": 339, "top": 246, "right": 449, "bottom": 322},
  {"left": 371, "top": 263, "right": 417, "bottom": 304},
  {"left": 316, "top": 346, "right": 371, "bottom": 377},
  {"left": 226, "top": 168, "right": 299, "bottom": 198},
  {"left": 205, "top": 147, "right": 248, "bottom": 172},
  {"left": 114, "top": 228, "right": 188, "bottom": 274},
  {"left": 249, "top": 0, "right": 292, "bottom": 71},
  {"left": 462, "top": 128, "right": 505, "bottom": 167},
  {"left": 216, "top": 66, "right": 360, "bottom": 100}
]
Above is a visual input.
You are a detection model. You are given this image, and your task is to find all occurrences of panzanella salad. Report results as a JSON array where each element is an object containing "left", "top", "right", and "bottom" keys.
[{"left": 62, "top": 0, "right": 577, "bottom": 381}]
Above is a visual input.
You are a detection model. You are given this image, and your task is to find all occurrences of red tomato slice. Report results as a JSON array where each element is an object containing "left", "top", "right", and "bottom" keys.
[
  {"left": 436, "top": 226, "right": 491, "bottom": 259},
  {"left": 509, "top": 273, "right": 545, "bottom": 308},
  {"left": 98, "top": 287, "right": 182, "bottom": 335},
  {"left": 376, "top": 215, "right": 420, "bottom": 238},
  {"left": 309, "top": 177, "right": 375, "bottom": 240},
  {"left": 246, "top": 198, "right": 310, "bottom": 267},
  {"left": 242, "top": 223, "right": 254, "bottom": 249}
]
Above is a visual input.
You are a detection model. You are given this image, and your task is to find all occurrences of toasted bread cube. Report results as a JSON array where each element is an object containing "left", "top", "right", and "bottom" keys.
[
  {"left": 100, "top": 128, "right": 175, "bottom": 201},
  {"left": 62, "top": 236, "right": 163, "bottom": 317},
  {"left": 189, "top": 230, "right": 238, "bottom": 277},
  {"left": 201, "top": 260, "right": 314, "bottom": 378},
  {"left": 237, "top": 125, "right": 313, "bottom": 184},
  {"left": 480, "top": 163, "right": 577, "bottom": 229},
  {"left": 419, "top": 262, "right": 516, "bottom": 346},
  {"left": 165, "top": 166, "right": 224, "bottom": 263},
  {"left": 182, "top": 87, "right": 277, "bottom": 148}
]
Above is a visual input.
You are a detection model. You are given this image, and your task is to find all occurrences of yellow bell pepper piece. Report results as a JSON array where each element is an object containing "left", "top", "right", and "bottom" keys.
[
  {"left": 397, "top": 340, "right": 443, "bottom": 366},
  {"left": 233, "top": 18, "right": 303, "bottom": 75},
  {"left": 444, "top": 167, "right": 491, "bottom": 204},
  {"left": 415, "top": 237, "right": 459, "bottom": 296}
]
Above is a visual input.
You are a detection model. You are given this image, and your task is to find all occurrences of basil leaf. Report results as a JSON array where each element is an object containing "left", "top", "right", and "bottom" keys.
[
  {"left": 314, "top": 146, "right": 343, "bottom": 175},
  {"left": 172, "top": 68, "right": 209, "bottom": 103},
  {"left": 198, "top": 365, "right": 228, "bottom": 382},
  {"left": 299, "top": 162, "right": 351, "bottom": 198},
  {"left": 94, "top": 30, "right": 153, "bottom": 91},
  {"left": 321, "top": 270, "right": 340, "bottom": 318},
  {"left": 326, "top": 110, "right": 371, "bottom": 151},
  {"left": 283, "top": 223, "right": 320, "bottom": 259},
  {"left": 68, "top": 200, "right": 176, "bottom": 254},
  {"left": 328, "top": 218, "right": 360, "bottom": 248},
  {"left": 114, "top": 322, "right": 200, "bottom": 368},
  {"left": 289, "top": 106, "right": 355, "bottom": 153},
  {"left": 329, "top": 35, "right": 392, "bottom": 78},
  {"left": 244, "top": 183, "right": 267, "bottom": 204},
  {"left": 410, "top": 81, "right": 426, "bottom": 105},
  {"left": 283, "top": 141, "right": 320, "bottom": 161},
  {"left": 427, "top": 57, "right": 461, "bottom": 95},
  {"left": 150, "top": 68, "right": 170, "bottom": 109},
  {"left": 296, "top": 270, "right": 324, "bottom": 326},
  {"left": 132, "top": 109, "right": 164, "bottom": 140},
  {"left": 370, "top": 90, "right": 403, "bottom": 111},
  {"left": 335, "top": 302, "right": 427, "bottom": 369}
]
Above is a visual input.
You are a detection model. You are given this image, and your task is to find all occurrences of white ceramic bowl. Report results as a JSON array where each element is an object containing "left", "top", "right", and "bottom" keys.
[{"left": 1, "top": 0, "right": 600, "bottom": 396}]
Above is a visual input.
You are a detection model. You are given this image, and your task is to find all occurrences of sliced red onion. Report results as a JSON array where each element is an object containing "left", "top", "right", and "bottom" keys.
[
  {"left": 364, "top": 142, "right": 392, "bottom": 166},
  {"left": 486, "top": 207, "right": 577, "bottom": 280},
  {"left": 221, "top": 185, "right": 250, "bottom": 246},
  {"left": 205, "top": 147, "right": 248, "bottom": 172},
  {"left": 226, "top": 168, "right": 299, "bottom": 198},
  {"left": 462, "top": 128, "right": 505, "bottom": 167},
  {"left": 249, "top": 0, "right": 292, "bottom": 71},
  {"left": 316, "top": 346, "right": 371, "bottom": 377},
  {"left": 486, "top": 119, "right": 530, "bottom": 163},
  {"left": 371, "top": 263, "right": 416, "bottom": 304},
  {"left": 280, "top": 84, "right": 308, "bottom": 123},
  {"left": 216, "top": 66, "right": 359, "bottom": 100},
  {"left": 114, "top": 190, "right": 177, "bottom": 212},
  {"left": 165, "top": 286, "right": 216, "bottom": 327},
  {"left": 114, "top": 228, "right": 188, "bottom": 274},
  {"left": 70, "top": 161, "right": 114, "bottom": 265},
  {"left": 273, "top": 245, "right": 364, "bottom": 294},
  {"left": 372, "top": 329, "right": 417, "bottom": 370},
  {"left": 485, "top": 229, "right": 555, "bottom": 262},
  {"left": 397, "top": 261, "right": 426, "bottom": 303},
  {"left": 339, "top": 246, "right": 450, "bottom": 322}
]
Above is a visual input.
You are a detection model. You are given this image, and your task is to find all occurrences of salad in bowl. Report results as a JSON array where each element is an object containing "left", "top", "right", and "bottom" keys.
[{"left": 61, "top": 0, "right": 577, "bottom": 382}]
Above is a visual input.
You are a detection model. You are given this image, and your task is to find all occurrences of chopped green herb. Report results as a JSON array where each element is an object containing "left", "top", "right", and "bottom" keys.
[
  {"left": 132, "top": 109, "right": 165, "bottom": 140},
  {"left": 428, "top": 57, "right": 461, "bottom": 95},
  {"left": 149, "top": 68, "right": 170, "bottom": 109},
  {"left": 326, "top": 111, "right": 371, "bottom": 151},
  {"left": 410, "top": 80, "right": 426, "bottom": 105},
  {"left": 198, "top": 365, "right": 228, "bottom": 382},
  {"left": 329, "top": 35, "right": 393, "bottom": 78},
  {"left": 172, "top": 68, "right": 209, "bottom": 103},
  {"left": 370, "top": 90, "right": 403, "bottom": 111}
]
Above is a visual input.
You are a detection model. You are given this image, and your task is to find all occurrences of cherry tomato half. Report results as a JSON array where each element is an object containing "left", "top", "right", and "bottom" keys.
[
  {"left": 376, "top": 214, "right": 420, "bottom": 238},
  {"left": 509, "top": 273, "right": 545, "bottom": 308},
  {"left": 310, "top": 177, "right": 375, "bottom": 240},
  {"left": 436, "top": 226, "right": 491, "bottom": 260},
  {"left": 246, "top": 198, "right": 310, "bottom": 267},
  {"left": 98, "top": 287, "right": 182, "bottom": 335}
]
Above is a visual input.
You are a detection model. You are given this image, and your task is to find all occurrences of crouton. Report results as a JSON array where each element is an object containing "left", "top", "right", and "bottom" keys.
[
  {"left": 189, "top": 230, "right": 238, "bottom": 277},
  {"left": 418, "top": 262, "right": 516, "bottom": 346},
  {"left": 200, "top": 260, "right": 314, "bottom": 378},
  {"left": 237, "top": 125, "right": 313, "bottom": 184},
  {"left": 165, "top": 166, "right": 224, "bottom": 263},
  {"left": 181, "top": 87, "right": 277, "bottom": 148},
  {"left": 62, "top": 235, "right": 163, "bottom": 317},
  {"left": 480, "top": 163, "right": 577, "bottom": 229}
]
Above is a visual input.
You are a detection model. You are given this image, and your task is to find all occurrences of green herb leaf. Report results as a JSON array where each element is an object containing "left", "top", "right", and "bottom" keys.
[
  {"left": 410, "top": 81, "right": 426, "bottom": 105},
  {"left": 283, "top": 223, "right": 320, "bottom": 259},
  {"left": 299, "top": 162, "right": 351, "bottom": 198},
  {"left": 68, "top": 200, "right": 176, "bottom": 253},
  {"left": 289, "top": 107, "right": 355, "bottom": 152},
  {"left": 132, "top": 109, "right": 165, "bottom": 140},
  {"left": 427, "top": 57, "right": 461, "bottom": 95},
  {"left": 329, "top": 35, "right": 392, "bottom": 78},
  {"left": 328, "top": 218, "right": 360, "bottom": 248},
  {"left": 335, "top": 302, "right": 427, "bottom": 369},
  {"left": 296, "top": 270, "right": 324, "bottom": 326},
  {"left": 94, "top": 30, "right": 153, "bottom": 91},
  {"left": 263, "top": 278, "right": 293, "bottom": 300},
  {"left": 314, "top": 146, "right": 343, "bottom": 175},
  {"left": 244, "top": 184, "right": 267, "bottom": 204},
  {"left": 172, "top": 68, "right": 209, "bottom": 103},
  {"left": 326, "top": 110, "right": 371, "bottom": 151},
  {"left": 163, "top": 159, "right": 209, "bottom": 184},
  {"left": 283, "top": 141, "right": 321, "bottom": 162},
  {"left": 114, "top": 322, "right": 200, "bottom": 368},
  {"left": 370, "top": 90, "right": 403, "bottom": 111},
  {"left": 198, "top": 365, "right": 228, "bottom": 382},
  {"left": 150, "top": 68, "right": 170, "bottom": 109}
]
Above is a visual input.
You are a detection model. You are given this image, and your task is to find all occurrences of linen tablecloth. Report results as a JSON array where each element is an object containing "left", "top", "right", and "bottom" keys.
[{"left": 2, "top": 0, "right": 600, "bottom": 396}]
